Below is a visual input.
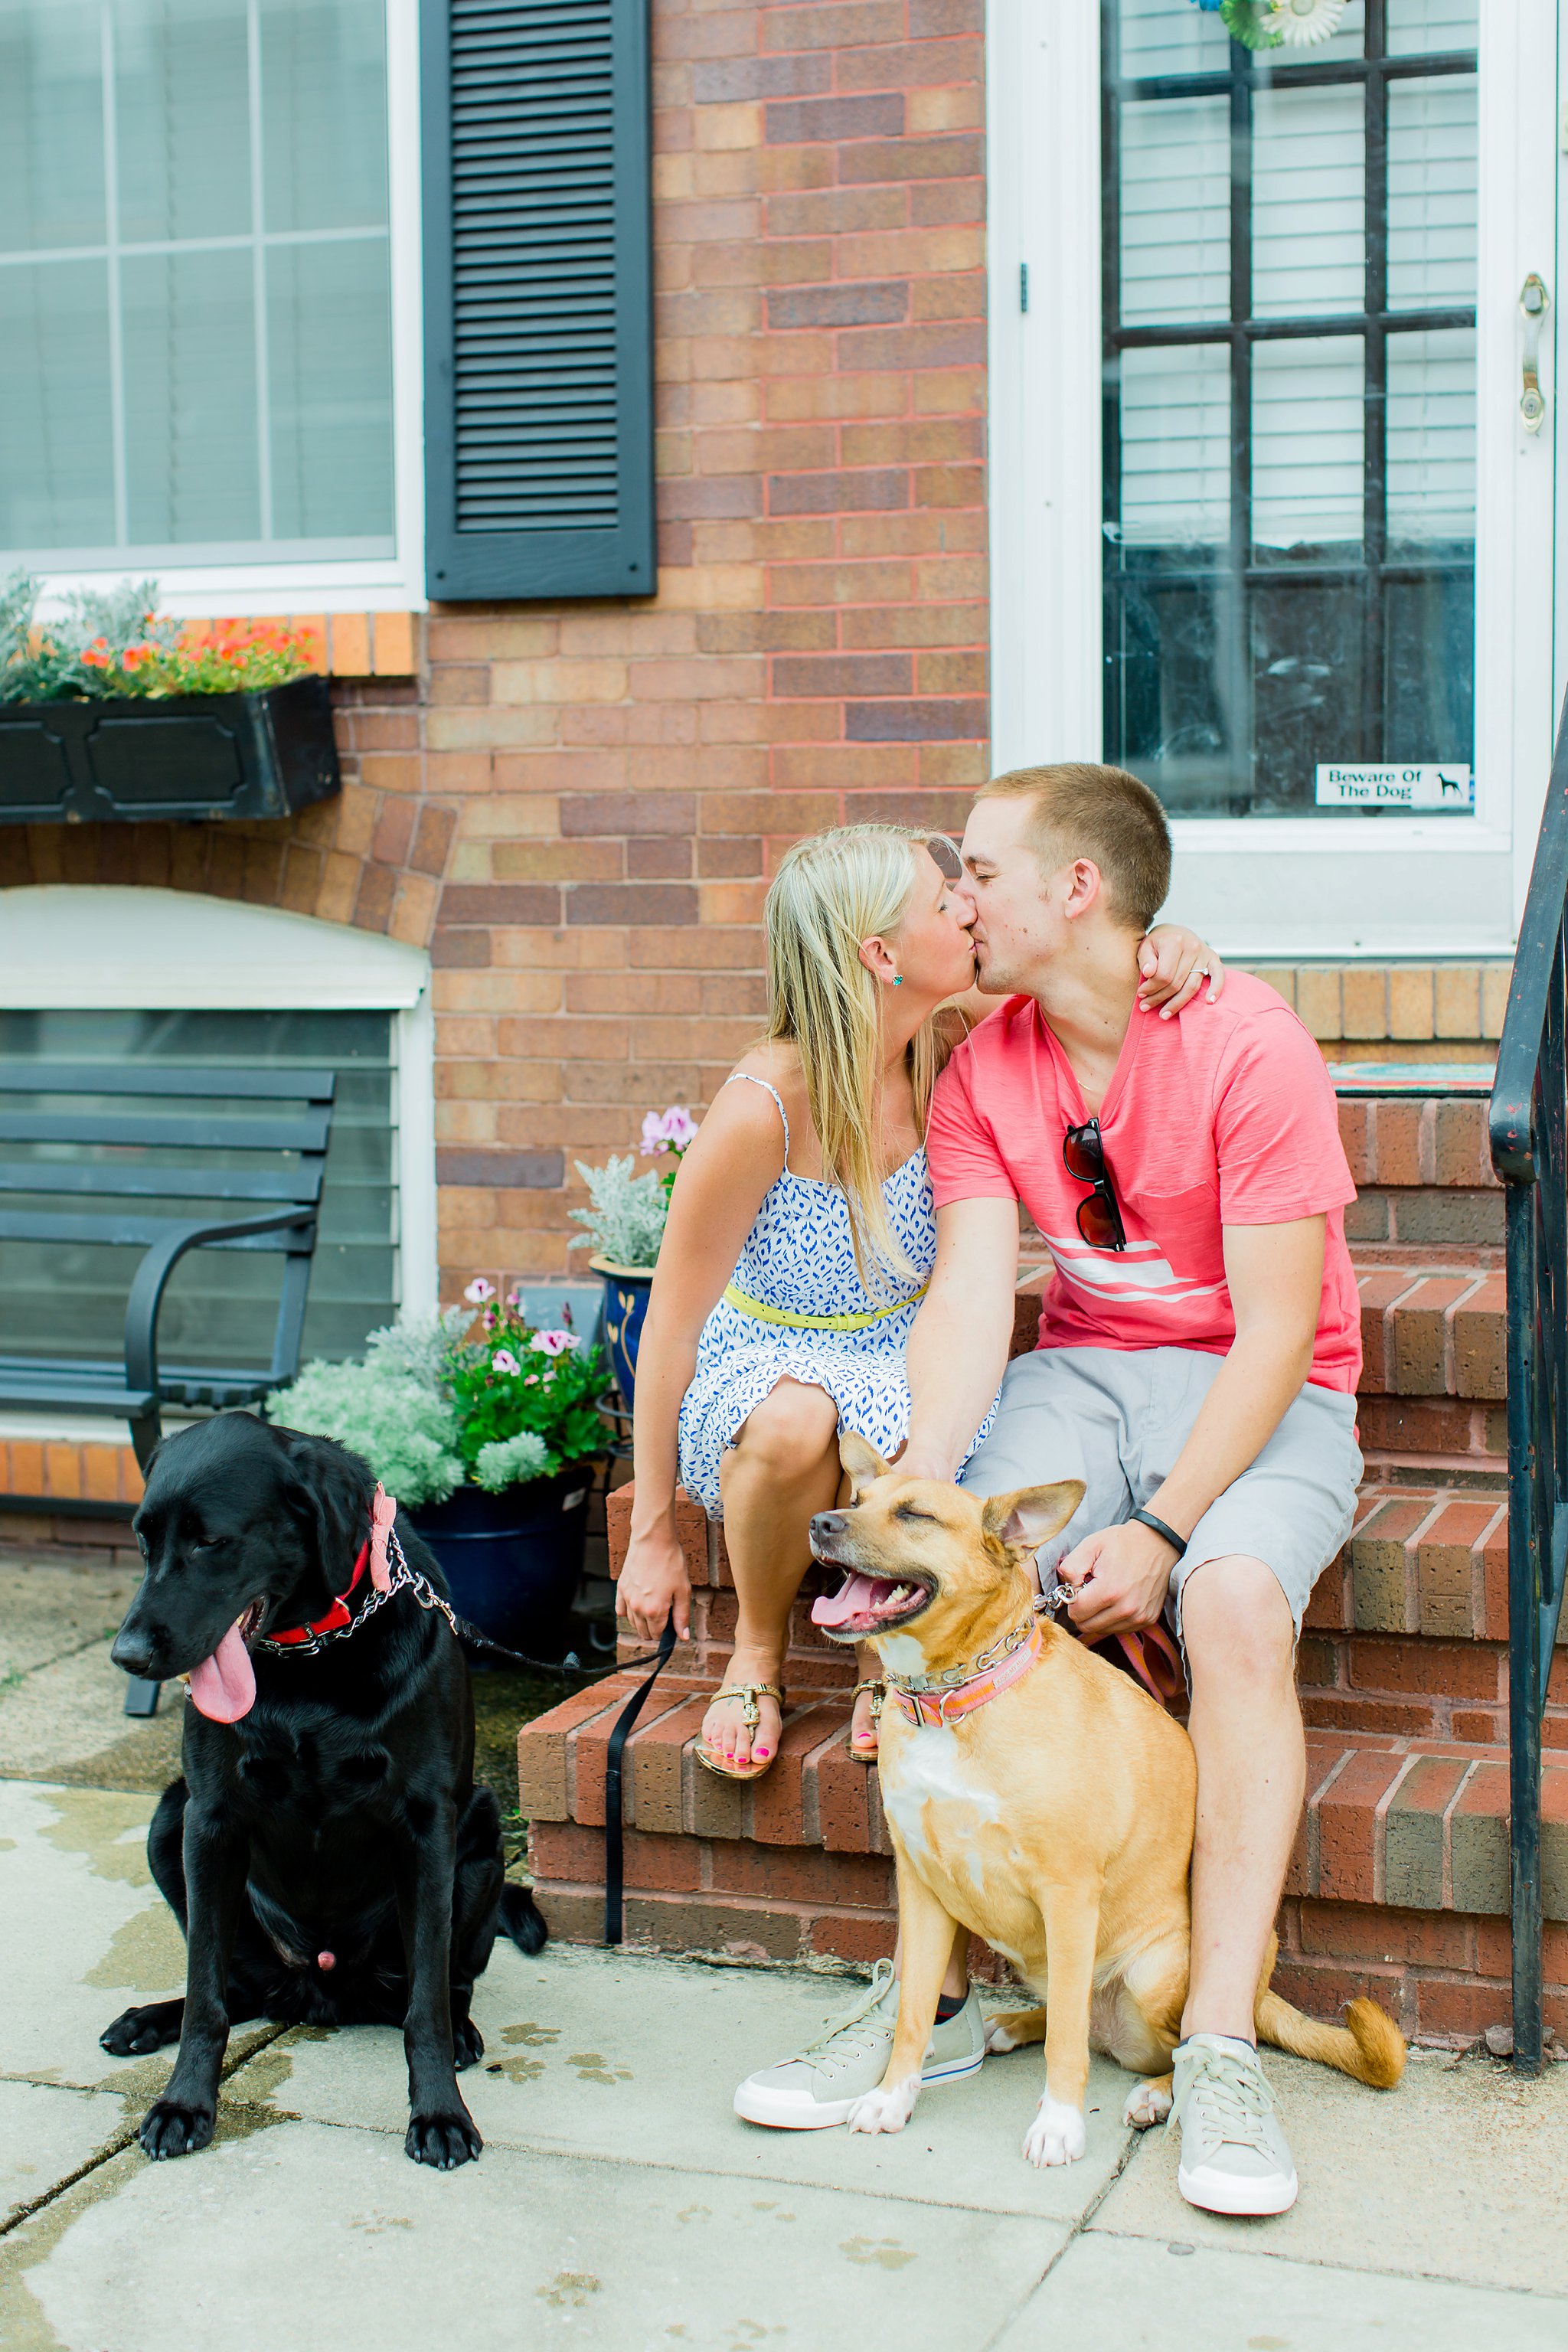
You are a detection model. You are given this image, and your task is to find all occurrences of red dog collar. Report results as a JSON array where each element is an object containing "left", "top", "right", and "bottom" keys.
[{"left": 266, "top": 1483, "right": 398, "bottom": 1647}]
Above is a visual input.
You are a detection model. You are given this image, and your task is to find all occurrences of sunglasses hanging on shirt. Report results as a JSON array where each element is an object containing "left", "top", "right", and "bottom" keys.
[{"left": 1062, "top": 1118, "right": 1127, "bottom": 1253}]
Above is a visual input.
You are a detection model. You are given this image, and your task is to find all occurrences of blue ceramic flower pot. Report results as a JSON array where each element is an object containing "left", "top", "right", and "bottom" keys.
[
  {"left": 591, "top": 1256, "right": 655, "bottom": 1412},
  {"left": 408, "top": 1468, "right": 593, "bottom": 1663}
]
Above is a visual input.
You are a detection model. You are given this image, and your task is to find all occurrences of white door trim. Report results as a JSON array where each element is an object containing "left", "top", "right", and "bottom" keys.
[{"left": 988, "top": 0, "right": 1557, "bottom": 956}]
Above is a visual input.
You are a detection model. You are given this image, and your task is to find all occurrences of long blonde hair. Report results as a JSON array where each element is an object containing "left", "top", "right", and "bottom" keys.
[{"left": 763, "top": 824, "right": 961, "bottom": 1294}]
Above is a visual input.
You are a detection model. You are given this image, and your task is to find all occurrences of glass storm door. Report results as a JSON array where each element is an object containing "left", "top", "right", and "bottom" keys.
[{"left": 988, "top": 0, "right": 1559, "bottom": 955}]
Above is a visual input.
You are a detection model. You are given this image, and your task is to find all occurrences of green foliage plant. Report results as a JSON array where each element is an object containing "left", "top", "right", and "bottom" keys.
[
  {"left": 0, "top": 570, "right": 320, "bottom": 703},
  {"left": 266, "top": 1295, "right": 609, "bottom": 1501},
  {"left": 567, "top": 1152, "right": 671, "bottom": 1270}
]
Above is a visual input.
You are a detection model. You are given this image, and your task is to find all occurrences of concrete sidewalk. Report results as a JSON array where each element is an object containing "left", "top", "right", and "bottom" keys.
[{"left": 2, "top": 1779, "right": 1566, "bottom": 2350}]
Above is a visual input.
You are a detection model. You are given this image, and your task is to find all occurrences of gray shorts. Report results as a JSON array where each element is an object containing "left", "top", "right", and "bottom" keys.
[{"left": 957, "top": 1346, "right": 1361, "bottom": 1638}]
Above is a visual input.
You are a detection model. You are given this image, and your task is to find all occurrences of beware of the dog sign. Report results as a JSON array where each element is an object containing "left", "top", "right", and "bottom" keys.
[{"left": 1314, "top": 763, "right": 1473, "bottom": 810}]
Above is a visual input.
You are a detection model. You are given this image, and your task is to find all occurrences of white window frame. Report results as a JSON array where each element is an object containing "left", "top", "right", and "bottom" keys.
[
  {"left": 988, "top": 0, "right": 1560, "bottom": 957},
  {"left": 0, "top": 884, "right": 436, "bottom": 1446},
  {"left": 8, "top": 0, "right": 426, "bottom": 622}
]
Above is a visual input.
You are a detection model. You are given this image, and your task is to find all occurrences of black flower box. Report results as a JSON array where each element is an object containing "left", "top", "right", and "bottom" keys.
[{"left": 0, "top": 674, "right": 341, "bottom": 825}]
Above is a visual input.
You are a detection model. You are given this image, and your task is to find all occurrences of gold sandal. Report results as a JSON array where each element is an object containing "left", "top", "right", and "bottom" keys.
[
  {"left": 694, "top": 1682, "right": 786, "bottom": 1782},
  {"left": 848, "top": 1678, "right": 885, "bottom": 1766}
]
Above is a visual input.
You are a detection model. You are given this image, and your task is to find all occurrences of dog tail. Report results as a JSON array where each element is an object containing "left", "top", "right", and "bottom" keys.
[
  {"left": 499, "top": 1882, "right": 548, "bottom": 1957},
  {"left": 1255, "top": 1985, "right": 1405, "bottom": 2089}
]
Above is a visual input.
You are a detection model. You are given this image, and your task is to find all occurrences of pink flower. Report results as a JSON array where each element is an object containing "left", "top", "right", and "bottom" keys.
[
  {"left": 531, "top": 1328, "right": 577, "bottom": 1357},
  {"left": 524, "top": 1374, "right": 539, "bottom": 1387},
  {"left": 506, "top": 1288, "right": 524, "bottom": 1310},
  {"left": 641, "top": 1105, "right": 697, "bottom": 1154},
  {"left": 491, "top": 1348, "right": 521, "bottom": 1376},
  {"left": 464, "top": 1277, "right": 496, "bottom": 1304}
]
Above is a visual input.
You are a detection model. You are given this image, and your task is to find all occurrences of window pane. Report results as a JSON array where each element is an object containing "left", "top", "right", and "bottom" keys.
[
  {"left": 0, "top": 0, "right": 393, "bottom": 564},
  {"left": 0, "top": 1010, "right": 396, "bottom": 1371},
  {"left": 260, "top": 0, "right": 387, "bottom": 232},
  {"left": 0, "top": 1, "right": 106, "bottom": 250},
  {"left": 1386, "top": 571, "right": 1472, "bottom": 762},
  {"left": 1388, "top": 77, "right": 1477, "bottom": 309},
  {"left": 268, "top": 237, "right": 394, "bottom": 539},
  {"left": 1105, "top": 572, "right": 1240, "bottom": 817},
  {"left": 1252, "top": 336, "right": 1364, "bottom": 550},
  {"left": 1117, "top": 0, "right": 1229, "bottom": 79},
  {"left": 1253, "top": 85, "right": 1364, "bottom": 318},
  {"left": 1119, "top": 98, "right": 1230, "bottom": 327},
  {"left": 0, "top": 263, "right": 116, "bottom": 549},
  {"left": 122, "top": 248, "right": 260, "bottom": 544},
  {"left": 115, "top": 0, "right": 251, "bottom": 242},
  {"left": 1251, "top": 580, "right": 1367, "bottom": 809},
  {"left": 1387, "top": 0, "right": 1478, "bottom": 56},
  {"left": 1387, "top": 327, "right": 1475, "bottom": 544},
  {"left": 1117, "top": 344, "right": 1230, "bottom": 547}
]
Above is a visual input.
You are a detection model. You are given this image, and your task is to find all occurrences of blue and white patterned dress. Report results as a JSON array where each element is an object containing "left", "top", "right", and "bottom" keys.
[{"left": 677, "top": 1073, "right": 998, "bottom": 1517}]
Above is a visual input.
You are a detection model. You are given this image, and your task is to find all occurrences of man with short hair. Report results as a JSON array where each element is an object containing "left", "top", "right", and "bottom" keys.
[{"left": 893, "top": 762, "right": 1361, "bottom": 2216}]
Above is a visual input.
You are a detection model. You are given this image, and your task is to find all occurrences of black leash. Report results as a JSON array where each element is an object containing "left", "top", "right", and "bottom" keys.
[{"left": 603, "top": 1609, "right": 677, "bottom": 1946}]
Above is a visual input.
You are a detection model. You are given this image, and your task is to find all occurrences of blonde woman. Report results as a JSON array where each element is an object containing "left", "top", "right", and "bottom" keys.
[{"left": 617, "top": 824, "right": 1220, "bottom": 1779}]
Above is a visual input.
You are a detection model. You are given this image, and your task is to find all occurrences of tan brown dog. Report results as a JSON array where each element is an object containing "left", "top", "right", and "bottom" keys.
[{"left": 808, "top": 1432, "right": 1404, "bottom": 2168}]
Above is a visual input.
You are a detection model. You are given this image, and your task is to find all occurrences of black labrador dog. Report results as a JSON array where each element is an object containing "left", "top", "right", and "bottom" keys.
[{"left": 100, "top": 1411, "right": 545, "bottom": 2170}]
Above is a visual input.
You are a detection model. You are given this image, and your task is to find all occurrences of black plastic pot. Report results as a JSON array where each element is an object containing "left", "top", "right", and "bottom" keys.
[
  {"left": 0, "top": 673, "right": 341, "bottom": 824},
  {"left": 408, "top": 1467, "right": 595, "bottom": 1663}
]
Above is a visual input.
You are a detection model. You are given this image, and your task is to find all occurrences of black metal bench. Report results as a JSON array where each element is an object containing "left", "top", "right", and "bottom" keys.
[{"left": 0, "top": 1063, "right": 337, "bottom": 1713}]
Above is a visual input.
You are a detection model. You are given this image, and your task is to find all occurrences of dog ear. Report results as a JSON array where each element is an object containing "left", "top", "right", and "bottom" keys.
[
  {"left": 284, "top": 1432, "right": 374, "bottom": 1584},
  {"left": 980, "top": 1480, "right": 1085, "bottom": 1553},
  {"left": 839, "top": 1430, "right": 890, "bottom": 1497}
]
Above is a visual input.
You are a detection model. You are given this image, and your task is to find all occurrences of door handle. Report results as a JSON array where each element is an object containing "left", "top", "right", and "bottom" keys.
[{"left": 1520, "top": 274, "right": 1550, "bottom": 433}]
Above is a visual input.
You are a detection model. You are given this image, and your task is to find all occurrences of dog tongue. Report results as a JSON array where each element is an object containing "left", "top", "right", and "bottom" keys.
[
  {"left": 185, "top": 1619, "right": 256, "bottom": 1723},
  {"left": 812, "top": 1571, "right": 884, "bottom": 1628}
]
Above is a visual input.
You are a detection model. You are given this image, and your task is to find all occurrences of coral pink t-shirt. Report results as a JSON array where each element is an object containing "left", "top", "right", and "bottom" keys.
[{"left": 926, "top": 974, "right": 1361, "bottom": 1392}]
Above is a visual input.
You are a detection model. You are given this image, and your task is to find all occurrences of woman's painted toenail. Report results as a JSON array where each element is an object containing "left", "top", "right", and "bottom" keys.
[{"left": 754, "top": 1747, "right": 770, "bottom": 1759}]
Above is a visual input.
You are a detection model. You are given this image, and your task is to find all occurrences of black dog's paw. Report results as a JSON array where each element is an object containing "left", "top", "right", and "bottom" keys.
[
  {"left": 454, "top": 2017, "right": 485, "bottom": 2070},
  {"left": 499, "top": 1883, "right": 547, "bottom": 1956},
  {"left": 139, "top": 2099, "right": 215, "bottom": 2161},
  {"left": 405, "top": 2108, "right": 482, "bottom": 2170},
  {"left": 101, "top": 2000, "right": 185, "bottom": 2058}
]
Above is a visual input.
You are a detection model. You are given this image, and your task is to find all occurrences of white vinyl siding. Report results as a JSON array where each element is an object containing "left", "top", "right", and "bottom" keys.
[
  {"left": 1252, "top": 85, "right": 1364, "bottom": 320},
  {"left": 1387, "top": 326, "right": 1476, "bottom": 542},
  {"left": 1252, "top": 336, "right": 1366, "bottom": 547},
  {"left": 1118, "top": 343, "right": 1230, "bottom": 546},
  {"left": 1388, "top": 75, "right": 1478, "bottom": 309},
  {"left": 1119, "top": 97, "right": 1230, "bottom": 326}
]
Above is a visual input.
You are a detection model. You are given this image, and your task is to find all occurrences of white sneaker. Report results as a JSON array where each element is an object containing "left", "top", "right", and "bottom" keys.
[
  {"left": 1169, "top": 2035, "right": 1298, "bottom": 2216},
  {"left": 733, "top": 1958, "right": 985, "bottom": 2130}
]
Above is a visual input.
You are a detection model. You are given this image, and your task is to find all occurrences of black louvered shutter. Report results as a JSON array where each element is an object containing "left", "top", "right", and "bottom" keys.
[{"left": 421, "top": 0, "right": 655, "bottom": 600}]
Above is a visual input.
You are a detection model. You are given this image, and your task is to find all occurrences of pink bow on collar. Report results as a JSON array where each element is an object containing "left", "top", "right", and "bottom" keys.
[{"left": 368, "top": 1481, "right": 397, "bottom": 1593}]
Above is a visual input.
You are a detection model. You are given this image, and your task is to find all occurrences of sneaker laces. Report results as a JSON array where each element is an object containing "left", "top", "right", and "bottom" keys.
[
  {"left": 789, "top": 1960, "right": 899, "bottom": 2075},
  {"left": 1169, "top": 2046, "right": 1281, "bottom": 2151}
]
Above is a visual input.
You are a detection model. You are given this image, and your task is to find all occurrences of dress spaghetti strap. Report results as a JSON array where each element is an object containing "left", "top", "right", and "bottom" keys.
[{"left": 722, "top": 1070, "right": 792, "bottom": 1170}]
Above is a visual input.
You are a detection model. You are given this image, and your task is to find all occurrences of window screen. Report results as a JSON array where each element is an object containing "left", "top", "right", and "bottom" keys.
[
  {"left": 1102, "top": 0, "right": 1478, "bottom": 817},
  {"left": 0, "top": 1009, "right": 395, "bottom": 1373},
  {"left": 0, "top": 0, "right": 394, "bottom": 566}
]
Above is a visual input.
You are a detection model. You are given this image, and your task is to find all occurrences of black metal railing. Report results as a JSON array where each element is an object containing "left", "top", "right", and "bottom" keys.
[{"left": 1488, "top": 696, "right": 1568, "bottom": 2073}]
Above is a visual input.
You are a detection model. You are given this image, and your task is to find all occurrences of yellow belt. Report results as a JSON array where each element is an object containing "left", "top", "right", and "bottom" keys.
[{"left": 722, "top": 1282, "right": 927, "bottom": 1332}]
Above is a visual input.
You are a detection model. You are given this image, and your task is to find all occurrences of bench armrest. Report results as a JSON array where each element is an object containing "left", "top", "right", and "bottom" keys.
[{"left": 123, "top": 1208, "right": 317, "bottom": 1409}]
